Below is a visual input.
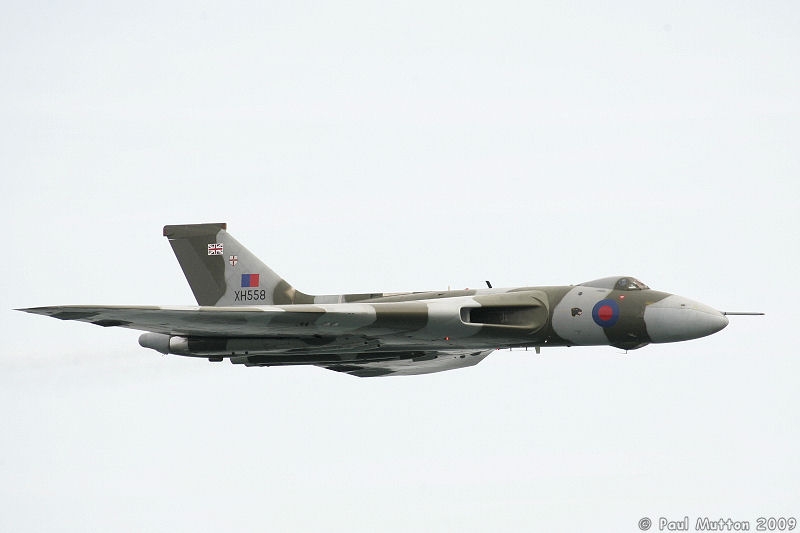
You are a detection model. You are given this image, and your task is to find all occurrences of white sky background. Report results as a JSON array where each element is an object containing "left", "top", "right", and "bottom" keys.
[{"left": 1, "top": 1, "right": 798, "bottom": 531}]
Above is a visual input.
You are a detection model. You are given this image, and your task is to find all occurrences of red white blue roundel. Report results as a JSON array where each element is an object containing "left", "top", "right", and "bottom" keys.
[{"left": 592, "top": 299, "right": 620, "bottom": 327}]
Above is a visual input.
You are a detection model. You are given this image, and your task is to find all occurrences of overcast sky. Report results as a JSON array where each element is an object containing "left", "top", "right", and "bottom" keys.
[{"left": 1, "top": 1, "right": 798, "bottom": 531}]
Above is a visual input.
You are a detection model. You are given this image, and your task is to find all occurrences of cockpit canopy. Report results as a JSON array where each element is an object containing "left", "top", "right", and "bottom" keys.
[{"left": 580, "top": 276, "right": 650, "bottom": 291}]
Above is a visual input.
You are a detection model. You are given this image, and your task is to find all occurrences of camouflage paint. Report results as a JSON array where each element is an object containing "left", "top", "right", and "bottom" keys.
[{"left": 20, "top": 224, "right": 732, "bottom": 377}]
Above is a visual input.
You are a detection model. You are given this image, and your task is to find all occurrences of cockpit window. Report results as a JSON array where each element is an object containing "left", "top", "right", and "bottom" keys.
[
  {"left": 615, "top": 277, "right": 649, "bottom": 291},
  {"left": 580, "top": 276, "right": 650, "bottom": 290}
]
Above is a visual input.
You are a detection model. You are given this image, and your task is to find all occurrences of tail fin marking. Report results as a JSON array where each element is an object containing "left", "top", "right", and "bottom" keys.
[{"left": 163, "top": 223, "right": 311, "bottom": 306}]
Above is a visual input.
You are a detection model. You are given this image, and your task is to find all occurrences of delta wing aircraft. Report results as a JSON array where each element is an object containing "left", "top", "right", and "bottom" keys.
[{"left": 20, "top": 223, "right": 762, "bottom": 377}]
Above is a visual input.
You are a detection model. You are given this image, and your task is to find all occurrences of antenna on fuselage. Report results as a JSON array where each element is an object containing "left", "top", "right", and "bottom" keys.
[{"left": 485, "top": 280, "right": 492, "bottom": 288}]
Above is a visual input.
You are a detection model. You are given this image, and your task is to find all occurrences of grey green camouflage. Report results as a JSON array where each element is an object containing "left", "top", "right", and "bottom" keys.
[{"left": 19, "top": 223, "right": 740, "bottom": 377}]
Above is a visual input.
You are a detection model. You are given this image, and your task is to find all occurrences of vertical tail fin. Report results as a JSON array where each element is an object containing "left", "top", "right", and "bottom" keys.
[{"left": 163, "top": 223, "right": 313, "bottom": 306}]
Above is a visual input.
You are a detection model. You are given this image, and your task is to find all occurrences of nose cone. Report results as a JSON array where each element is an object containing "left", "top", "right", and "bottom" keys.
[{"left": 644, "top": 295, "right": 728, "bottom": 343}]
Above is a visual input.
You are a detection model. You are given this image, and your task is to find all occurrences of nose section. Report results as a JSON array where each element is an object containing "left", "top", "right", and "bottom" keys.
[{"left": 644, "top": 295, "right": 728, "bottom": 343}]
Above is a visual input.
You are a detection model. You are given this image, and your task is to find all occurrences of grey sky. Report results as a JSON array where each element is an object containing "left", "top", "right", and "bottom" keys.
[{"left": 1, "top": 1, "right": 798, "bottom": 531}]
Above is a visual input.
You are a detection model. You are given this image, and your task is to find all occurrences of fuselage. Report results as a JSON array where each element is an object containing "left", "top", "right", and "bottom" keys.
[
  {"left": 325, "top": 275, "right": 729, "bottom": 353},
  {"left": 139, "top": 276, "right": 729, "bottom": 359}
]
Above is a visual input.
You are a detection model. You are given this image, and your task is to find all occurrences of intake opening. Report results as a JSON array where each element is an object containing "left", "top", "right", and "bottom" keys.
[{"left": 461, "top": 306, "right": 542, "bottom": 327}]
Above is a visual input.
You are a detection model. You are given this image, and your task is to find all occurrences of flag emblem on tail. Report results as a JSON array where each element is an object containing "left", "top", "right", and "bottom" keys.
[
  {"left": 208, "top": 243, "right": 223, "bottom": 255},
  {"left": 241, "top": 274, "right": 260, "bottom": 287}
]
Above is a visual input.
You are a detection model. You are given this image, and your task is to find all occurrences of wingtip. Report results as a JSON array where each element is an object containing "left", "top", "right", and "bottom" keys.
[{"left": 15, "top": 306, "right": 53, "bottom": 315}]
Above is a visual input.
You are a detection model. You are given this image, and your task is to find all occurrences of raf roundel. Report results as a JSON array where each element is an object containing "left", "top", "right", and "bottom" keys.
[{"left": 591, "top": 299, "right": 620, "bottom": 328}]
